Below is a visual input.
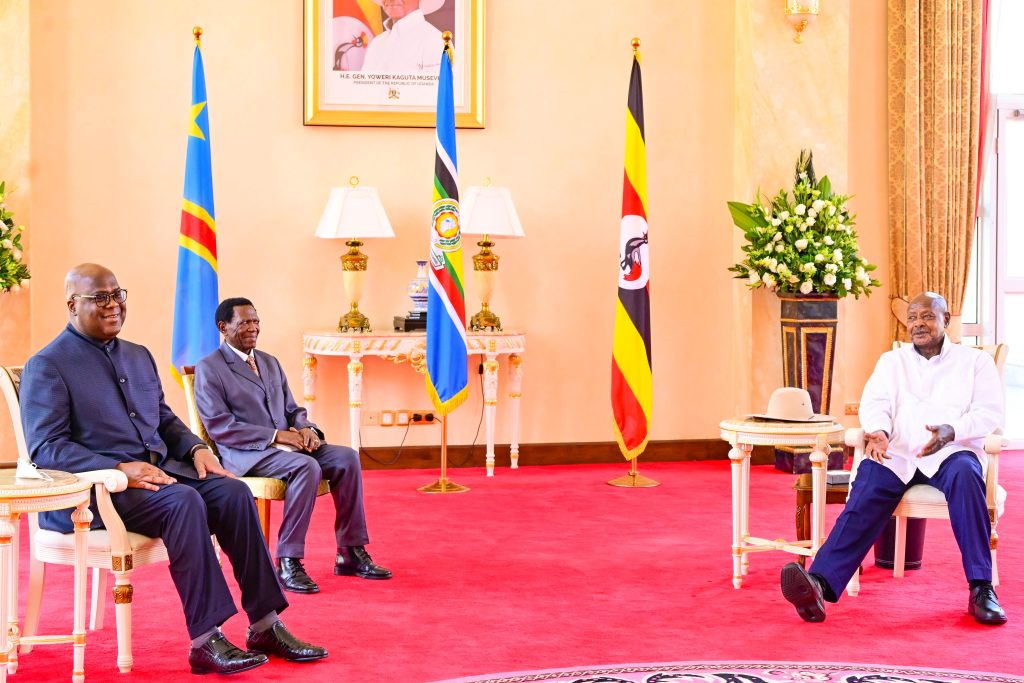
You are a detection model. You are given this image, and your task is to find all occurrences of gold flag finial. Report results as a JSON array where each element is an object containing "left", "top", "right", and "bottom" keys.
[
  {"left": 442, "top": 31, "right": 453, "bottom": 46},
  {"left": 631, "top": 37, "right": 641, "bottom": 54},
  {"left": 193, "top": 26, "right": 203, "bottom": 45}
]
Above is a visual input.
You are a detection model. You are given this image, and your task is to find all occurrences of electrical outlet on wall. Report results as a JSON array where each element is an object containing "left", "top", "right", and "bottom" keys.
[
  {"left": 411, "top": 410, "right": 436, "bottom": 425},
  {"left": 396, "top": 410, "right": 411, "bottom": 427},
  {"left": 380, "top": 410, "right": 396, "bottom": 427}
]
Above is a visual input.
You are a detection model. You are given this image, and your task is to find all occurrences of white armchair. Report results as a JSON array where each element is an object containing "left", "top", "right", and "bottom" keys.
[
  {"left": 1, "top": 365, "right": 166, "bottom": 674},
  {"left": 844, "top": 343, "right": 1009, "bottom": 596}
]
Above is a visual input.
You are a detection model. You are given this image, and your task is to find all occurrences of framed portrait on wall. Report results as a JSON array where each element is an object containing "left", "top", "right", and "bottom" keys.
[{"left": 303, "top": 0, "right": 484, "bottom": 128}]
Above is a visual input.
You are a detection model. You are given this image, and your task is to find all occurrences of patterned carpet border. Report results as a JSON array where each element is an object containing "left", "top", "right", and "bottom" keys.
[{"left": 432, "top": 661, "right": 1024, "bottom": 683}]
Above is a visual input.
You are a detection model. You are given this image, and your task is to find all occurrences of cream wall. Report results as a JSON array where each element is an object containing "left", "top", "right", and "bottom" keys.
[
  {"left": 0, "top": 0, "right": 31, "bottom": 462},
  {"left": 22, "top": 1, "right": 889, "bottom": 453}
]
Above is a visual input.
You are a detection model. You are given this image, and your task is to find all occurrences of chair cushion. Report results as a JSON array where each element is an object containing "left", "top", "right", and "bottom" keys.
[
  {"left": 901, "top": 484, "right": 1006, "bottom": 517},
  {"left": 35, "top": 527, "right": 163, "bottom": 553},
  {"left": 240, "top": 476, "right": 330, "bottom": 500}
]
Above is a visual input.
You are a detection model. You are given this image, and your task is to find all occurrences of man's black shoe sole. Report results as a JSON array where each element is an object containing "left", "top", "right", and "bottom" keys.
[{"left": 781, "top": 563, "right": 826, "bottom": 623}]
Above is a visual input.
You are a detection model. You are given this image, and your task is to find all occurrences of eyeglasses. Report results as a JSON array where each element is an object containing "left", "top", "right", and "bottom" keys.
[{"left": 70, "top": 288, "right": 128, "bottom": 306}]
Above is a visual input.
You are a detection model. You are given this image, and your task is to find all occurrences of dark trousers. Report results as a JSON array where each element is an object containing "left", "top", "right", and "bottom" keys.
[
  {"left": 247, "top": 444, "right": 368, "bottom": 559},
  {"left": 809, "top": 450, "right": 992, "bottom": 602},
  {"left": 112, "top": 476, "right": 288, "bottom": 639}
]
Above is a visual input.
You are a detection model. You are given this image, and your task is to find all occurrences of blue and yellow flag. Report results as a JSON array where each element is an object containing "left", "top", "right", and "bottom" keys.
[
  {"left": 425, "top": 42, "right": 469, "bottom": 417},
  {"left": 171, "top": 33, "right": 219, "bottom": 384},
  {"left": 612, "top": 46, "right": 652, "bottom": 460}
]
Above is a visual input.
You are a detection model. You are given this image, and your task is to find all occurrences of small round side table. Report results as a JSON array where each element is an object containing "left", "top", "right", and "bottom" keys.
[
  {"left": 719, "top": 417, "right": 844, "bottom": 589},
  {"left": 0, "top": 468, "right": 92, "bottom": 682}
]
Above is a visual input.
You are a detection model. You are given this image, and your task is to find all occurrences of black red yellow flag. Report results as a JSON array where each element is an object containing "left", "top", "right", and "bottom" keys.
[{"left": 611, "top": 47, "right": 652, "bottom": 461}]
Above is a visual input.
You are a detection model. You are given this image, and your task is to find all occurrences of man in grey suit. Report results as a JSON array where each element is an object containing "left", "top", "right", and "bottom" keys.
[
  {"left": 21, "top": 264, "right": 326, "bottom": 675},
  {"left": 194, "top": 297, "right": 391, "bottom": 594}
]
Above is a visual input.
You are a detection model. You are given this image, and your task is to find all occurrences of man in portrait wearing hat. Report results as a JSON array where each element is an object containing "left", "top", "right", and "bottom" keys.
[
  {"left": 362, "top": 0, "right": 446, "bottom": 74},
  {"left": 780, "top": 292, "right": 1007, "bottom": 625}
]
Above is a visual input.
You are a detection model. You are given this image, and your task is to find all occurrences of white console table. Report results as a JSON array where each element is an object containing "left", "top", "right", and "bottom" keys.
[{"left": 302, "top": 331, "right": 525, "bottom": 476}]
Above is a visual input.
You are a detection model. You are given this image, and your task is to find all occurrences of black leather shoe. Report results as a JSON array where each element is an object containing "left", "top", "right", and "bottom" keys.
[
  {"left": 968, "top": 584, "right": 1007, "bottom": 625},
  {"left": 335, "top": 546, "right": 392, "bottom": 580},
  {"left": 188, "top": 632, "right": 268, "bottom": 675},
  {"left": 781, "top": 562, "right": 826, "bottom": 623},
  {"left": 278, "top": 557, "right": 320, "bottom": 594},
  {"left": 246, "top": 621, "right": 328, "bottom": 662}
]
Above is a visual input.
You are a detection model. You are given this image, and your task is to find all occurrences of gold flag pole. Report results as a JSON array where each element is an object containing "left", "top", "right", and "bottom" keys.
[
  {"left": 608, "top": 455, "right": 659, "bottom": 487},
  {"left": 418, "top": 416, "right": 470, "bottom": 493},
  {"left": 193, "top": 25, "right": 202, "bottom": 45}
]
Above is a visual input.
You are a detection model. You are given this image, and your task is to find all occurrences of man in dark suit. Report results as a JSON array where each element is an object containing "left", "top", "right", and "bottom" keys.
[
  {"left": 194, "top": 297, "right": 391, "bottom": 594},
  {"left": 21, "top": 264, "right": 327, "bottom": 675}
]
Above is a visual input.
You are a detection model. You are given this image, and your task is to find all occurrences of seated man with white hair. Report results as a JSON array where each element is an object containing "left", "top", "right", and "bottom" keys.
[{"left": 780, "top": 291, "right": 1007, "bottom": 625}]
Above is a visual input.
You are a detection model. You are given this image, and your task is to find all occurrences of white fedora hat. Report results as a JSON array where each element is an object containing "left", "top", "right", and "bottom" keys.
[
  {"left": 373, "top": 0, "right": 445, "bottom": 14},
  {"left": 749, "top": 387, "right": 832, "bottom": 423}
]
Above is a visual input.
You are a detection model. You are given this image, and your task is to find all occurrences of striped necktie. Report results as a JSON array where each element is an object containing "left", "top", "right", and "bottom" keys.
[{"left": 245, "top": 355, "right": 260, "bottom": 378}]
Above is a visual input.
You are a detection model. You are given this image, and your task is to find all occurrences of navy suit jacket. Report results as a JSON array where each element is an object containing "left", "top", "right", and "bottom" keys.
[
  {"left": 194, "top": 343, "right": 319, "bottom": 476},
  {"left": 21, "top": 325, "right": 206, "bottom": 532}
]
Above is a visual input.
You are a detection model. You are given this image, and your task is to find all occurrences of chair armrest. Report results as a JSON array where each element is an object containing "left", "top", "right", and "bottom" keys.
[
  {"left": 983, "top": 432, "right": 1006, "bottom": 455},
  {"left": 77, "top": 469, "right": 133, "bottom": 556},
  {"left": 845, "top": 428, "right": 865, "bottom": 448},
  {"left": 74, "top": 468, "right": 128, "bottom": 493}
]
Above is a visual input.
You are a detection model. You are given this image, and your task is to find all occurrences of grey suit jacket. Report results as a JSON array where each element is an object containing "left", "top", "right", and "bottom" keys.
[{"left": 194, "top": 342, "right": 318, "bottom": 476}]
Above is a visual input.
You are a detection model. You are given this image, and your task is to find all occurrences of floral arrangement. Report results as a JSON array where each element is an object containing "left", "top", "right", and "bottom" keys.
[
  {"left": 0, "top": 181, "right": 30, "bottom": 293},
  {"left": 727, "top": 151, "right": 879, "bottom": 298}
]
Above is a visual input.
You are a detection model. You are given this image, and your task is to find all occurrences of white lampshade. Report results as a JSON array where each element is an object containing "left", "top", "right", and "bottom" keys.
[
  {"left": 315, "top": 185, "right": 394, "bottom": 239},
  {"left": 460, "top": 186, "right": 525, "bottom": 238}
]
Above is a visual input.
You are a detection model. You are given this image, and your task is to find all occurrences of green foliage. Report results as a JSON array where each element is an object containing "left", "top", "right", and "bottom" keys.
[
  {"left": 726, "top": 150, "right": 880, "bottom": 299},
  {"left": 0, "top": 182, "right": 31, "bottom": 293}
]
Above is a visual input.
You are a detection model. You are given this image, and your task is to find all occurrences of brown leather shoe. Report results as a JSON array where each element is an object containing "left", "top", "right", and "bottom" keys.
[
  {"left": 334, "top": 545, "right": 392, "bottom": 580},
  {"left": 245, "top": 621, "right": 327, "bottom": 662},
  {"left": 781, "top": 562, "right": 826, "bottom": 623},
  {"left": 188, "top": 632, "right": 268, "bottom": 675}
]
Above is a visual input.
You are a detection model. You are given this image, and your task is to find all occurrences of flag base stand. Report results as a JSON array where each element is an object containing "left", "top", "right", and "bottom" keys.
[
  {"left": 417, "top": 478, "right": 470, "bottom": 494},
  {"left": 418, "top": 416, "right": 470, "bottom": 494},
  {"left": 607, "top": 458, "right": 660, "bottom": 487}
]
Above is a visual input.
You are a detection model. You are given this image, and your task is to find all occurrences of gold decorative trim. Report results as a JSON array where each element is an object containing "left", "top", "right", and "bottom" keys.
[
  {"left": 73, "top": 633, "right": 86, "bottom": 645},
  {"left": 484, "top": 400, "right": 497, "bottom": 406},
  {"left": 799, "top": 326, "right": 835, "bottom": 411},
  {"left": 111, "top": 556, "right": 121, "bottom": 571},
  {"left": 780, "top": 317, "right": 838, "bottom": 323},
  {"left": 113, "top": 585, "right": 134, "bottom": 604},
  {"left": 302, "top": 356, "right": 318, "bottom": 370},
  {"left": 509, "top": 393, "right": 522, "bottom": 399}
]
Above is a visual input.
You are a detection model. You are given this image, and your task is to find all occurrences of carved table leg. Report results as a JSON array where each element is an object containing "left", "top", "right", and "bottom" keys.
[
  {"left": 739, "top": 444, "right": 752, "bottom": 576},
  {"left": 0, "top": 504, "right": 12, "bottom": 683},
  {"left": 6, "top": 514, "right": 17, "bottom": 674},
  {"left": 302, "top": 354, "right": 318, "bottom": 423},
  {"left": 347, "top": 343, "right": 364, "bottom": 453},
  {"left": 728, "top": 445, "right": 751, "bottom": 588},
  {"left": 809, "top": 434, "right": 830, "bottom": 555},
  {"left": 482, "top": 344, "right": 499, "bottom": 476},
  {"left": 508, "top": 354, "right": 523, "bottom": 469},
  {"left": 72, "top": 503, "right": 93, "bottom": 683}
]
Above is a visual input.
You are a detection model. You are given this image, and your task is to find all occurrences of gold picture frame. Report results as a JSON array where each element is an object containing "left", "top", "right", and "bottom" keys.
[{"left": 303, "top": 0, "right": 484, "bottom": 128}]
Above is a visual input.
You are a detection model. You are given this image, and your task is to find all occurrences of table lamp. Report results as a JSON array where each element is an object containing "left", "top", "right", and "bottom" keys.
[
  {"left": 460, "top": 181, "right": 525, "bottom": 331},
  {"left": 315, "top": 177, "right": 395, "bottom": 332}
]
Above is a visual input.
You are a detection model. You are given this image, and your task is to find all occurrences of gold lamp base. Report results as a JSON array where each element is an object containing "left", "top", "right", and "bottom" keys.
[
  {"left": 417, "top": 478, "right": 470, "bottom": 494},
  {"left": 469, "top": 305, "right": 502, "bottom": 332},
  {"left": 608, "top": 472, "right": 660, "bottom": 487},
  {"left": 338, "top": 305, "right": 371, "bottom": 333}
]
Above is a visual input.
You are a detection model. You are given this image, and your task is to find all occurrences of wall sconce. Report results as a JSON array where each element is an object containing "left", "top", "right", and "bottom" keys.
[{"left": 785, "top": 0, "right": 820, "bottom": 43}]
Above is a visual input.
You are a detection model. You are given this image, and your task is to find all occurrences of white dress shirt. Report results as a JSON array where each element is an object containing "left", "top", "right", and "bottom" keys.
[
  {"left": 858, "top": 336, "right": 1003, "bottom": 483},
  {"left": 362, "top": 9, "right": 444, "bottom": 73}
]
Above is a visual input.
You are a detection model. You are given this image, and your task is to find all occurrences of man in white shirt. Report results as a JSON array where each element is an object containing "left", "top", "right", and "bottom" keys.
[
  {"left": 362, "top": 0, "right": 445, "bottom": 74},
  {"left": 781, "top": 292, "right": 1007, "bottom": 625}
]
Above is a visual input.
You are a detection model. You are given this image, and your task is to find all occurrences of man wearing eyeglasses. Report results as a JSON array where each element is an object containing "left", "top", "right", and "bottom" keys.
[
  {"left": 193, "top": 297, "right": 391, "bottom": 594},
  {"left": 20, "top": 264, "right": 327, "bottom": 675}
]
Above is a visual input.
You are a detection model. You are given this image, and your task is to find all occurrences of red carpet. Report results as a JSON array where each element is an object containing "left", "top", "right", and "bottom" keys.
[{"left": 15, "top": 456, "right": 1024, "bottom": 681}]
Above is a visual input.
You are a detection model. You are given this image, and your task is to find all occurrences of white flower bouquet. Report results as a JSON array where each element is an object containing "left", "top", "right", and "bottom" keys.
[
  {"left": 0, "top": 181, "right": 31, "bottom": 293},
  {"left": 727, "top": 151, "right": 879, "bottom": 298}
]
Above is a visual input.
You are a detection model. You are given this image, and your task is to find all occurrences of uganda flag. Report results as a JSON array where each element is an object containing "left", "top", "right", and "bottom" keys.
[
  {"left": 611, "top": 48, "right": 652, "bottom": 461},
  {"left": 171, "top": 31, "right": 219, "bottom": 385},
  {"left": 425, "top": 41, "right": 469, "bottom": 416}
]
